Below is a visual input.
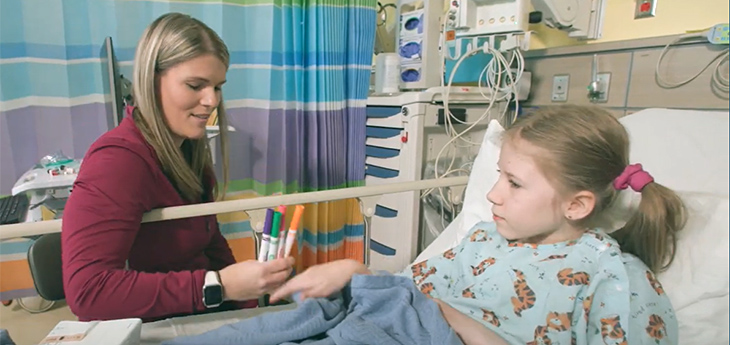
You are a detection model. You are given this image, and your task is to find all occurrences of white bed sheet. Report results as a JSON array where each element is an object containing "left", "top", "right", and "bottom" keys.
[{"left": 140, "top": 304, "right": 296, "bottom": 345}]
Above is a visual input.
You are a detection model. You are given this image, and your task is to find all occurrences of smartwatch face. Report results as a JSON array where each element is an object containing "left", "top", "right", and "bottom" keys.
[{"left": 204, "top": 285, "right": 223, "bottom": 306}]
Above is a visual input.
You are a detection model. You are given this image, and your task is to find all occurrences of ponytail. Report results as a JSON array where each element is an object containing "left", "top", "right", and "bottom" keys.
[
  {"left": 504, "top": 105, "right": 688, "bottom": 273},
  {"left": 611, "top": 182, "right": 687, "bottom": 273}
]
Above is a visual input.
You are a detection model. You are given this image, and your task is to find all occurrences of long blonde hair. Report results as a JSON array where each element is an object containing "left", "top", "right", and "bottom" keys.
[
  {"left": 506, "top": 105, "right": 686, "bottom": 272},
  {"left": 131, "top": 12, "right": 230, "bottom": 202}
]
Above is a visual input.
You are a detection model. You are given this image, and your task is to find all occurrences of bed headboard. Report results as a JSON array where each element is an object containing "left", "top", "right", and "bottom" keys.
[{"left": 521, "top": 34, "right": 729, "bottom": 116}]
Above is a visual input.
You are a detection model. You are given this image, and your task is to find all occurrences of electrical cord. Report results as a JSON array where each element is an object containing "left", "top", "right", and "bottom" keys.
[
  {"left": 655, "top": 33, "right": 730, "bottom": 92},
  {"left": 422, "top": 30, "right": 524, "bottom": 211},
  {"left": 419, "top": 4, "right": 527, "bottom": 219},
  {"left": 376, "top": 2, "right": 396, "bottom": 27}
]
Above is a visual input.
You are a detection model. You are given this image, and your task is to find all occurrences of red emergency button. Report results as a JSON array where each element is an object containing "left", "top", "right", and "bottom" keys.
[{"left": 640, "top": 1, "right": 651, "bottom": 12}]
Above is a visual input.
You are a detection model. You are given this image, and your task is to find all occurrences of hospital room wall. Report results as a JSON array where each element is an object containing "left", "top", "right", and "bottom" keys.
[
  {"left": 518, "top": 0, "right": 730, "bottom": 114},
  {"left": 381, "top": 0, "right": 728, "bottom": 49},
  {"left": 521, "top": 37, "right": 729, "bottom": 115},
  {"left": 529, "top": 0, "right": 730, "bottom": 49}
]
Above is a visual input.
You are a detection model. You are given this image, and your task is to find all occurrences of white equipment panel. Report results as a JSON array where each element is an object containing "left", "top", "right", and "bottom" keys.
[{"left": 364, "top": 90, "right": 507, "bottom": 272}]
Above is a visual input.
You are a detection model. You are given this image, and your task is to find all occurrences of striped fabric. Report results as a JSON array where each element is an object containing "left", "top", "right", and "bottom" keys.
[
  {"left": 0, "top": 0, "right": 377, "bottom": 298},
  {"left": 222, "top": 193, "right": 365, "bottom": 275}
]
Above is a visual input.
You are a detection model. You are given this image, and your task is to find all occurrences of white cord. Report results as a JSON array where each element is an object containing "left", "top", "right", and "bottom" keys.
[
  {"left": 422, "top": 46, "right": 488, "bottom": 199},
  {"left": 715, "top": 54, "right": 730, "bottom": 91},
  {"left": 421, "top": 46, "right": 480, "bottom": 200},
  {"left": 655, "top": 33, "right": 730, "bottom": 92},
  {"left": 422, "top": 34, "right": 524, "bottom": 206},
  {"left": 425, "top": 7, "right": 527, "bottom": 215}
]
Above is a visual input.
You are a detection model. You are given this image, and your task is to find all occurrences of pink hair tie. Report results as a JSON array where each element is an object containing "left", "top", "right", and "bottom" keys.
[{"left": 613, "top": 163, "right": 654, "bottom": 192}]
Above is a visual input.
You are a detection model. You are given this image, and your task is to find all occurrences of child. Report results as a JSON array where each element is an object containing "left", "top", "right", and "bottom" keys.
[{"left": 271, "top": 105, "right": 684, "bottom": 345}]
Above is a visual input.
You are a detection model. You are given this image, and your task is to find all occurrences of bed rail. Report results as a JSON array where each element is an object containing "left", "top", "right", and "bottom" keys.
[{"left": 0, "top": 176, "right": 468, "bottom": 241}]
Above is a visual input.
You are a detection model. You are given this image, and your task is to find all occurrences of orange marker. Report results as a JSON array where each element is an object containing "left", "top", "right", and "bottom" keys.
[{"left": 284, "top": 205, "right": 305, "bottom": 257}]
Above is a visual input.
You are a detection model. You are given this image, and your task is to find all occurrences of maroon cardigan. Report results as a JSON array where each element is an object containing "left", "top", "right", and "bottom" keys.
[{"left": 61, "top": 116, "right": 256, "bottom": 322}]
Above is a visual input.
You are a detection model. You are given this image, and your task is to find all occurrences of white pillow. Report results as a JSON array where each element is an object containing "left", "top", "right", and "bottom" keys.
[
  {"left": 620, "top": 108, "right": 729, "bottom": 196},
  {"left": 657, "top": 191, "right": 729, "bottom": 345}
]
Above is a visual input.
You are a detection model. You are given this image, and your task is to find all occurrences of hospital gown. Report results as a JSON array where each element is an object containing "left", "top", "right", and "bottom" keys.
[{"left": 398, "top": 221, "right": 677, "bottom": 345}]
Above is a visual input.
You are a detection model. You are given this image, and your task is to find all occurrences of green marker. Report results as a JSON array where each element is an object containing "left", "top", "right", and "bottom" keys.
[{"left": 267, "top": 211, "right": 282, "bottom": 261}]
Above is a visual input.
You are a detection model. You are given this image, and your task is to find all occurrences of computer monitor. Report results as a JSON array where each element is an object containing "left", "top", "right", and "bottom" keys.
[{"left": 100, "top": 36, "right": 125, "bottom": 130}]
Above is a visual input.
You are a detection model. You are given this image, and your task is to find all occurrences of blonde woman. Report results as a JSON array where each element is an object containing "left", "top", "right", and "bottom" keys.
[{"left": 62, "top": 13, "right": 294, "bottom": 322}]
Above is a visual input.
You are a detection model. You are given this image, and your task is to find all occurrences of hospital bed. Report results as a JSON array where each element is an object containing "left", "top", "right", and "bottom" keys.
[{"left": 136, "top": 107, "right": 729, "bottom": 345}]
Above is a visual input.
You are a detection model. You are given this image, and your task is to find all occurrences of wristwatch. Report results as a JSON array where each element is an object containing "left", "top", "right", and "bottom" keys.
[{"left": 202, "top": 271, "right": 224, "bottom": 308}]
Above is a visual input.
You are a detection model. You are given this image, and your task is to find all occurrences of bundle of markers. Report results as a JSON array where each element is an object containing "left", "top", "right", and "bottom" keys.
[{"left": 258, "top": 204, "right": 305, "bottom": 262}]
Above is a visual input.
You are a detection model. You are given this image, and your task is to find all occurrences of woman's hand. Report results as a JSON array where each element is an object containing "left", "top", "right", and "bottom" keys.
[
  {"left": 269, "top": 259, "right": 369, "bottom": 303},
  {"left": 218, "top": 257, "right": 294, "bottom": 301}
]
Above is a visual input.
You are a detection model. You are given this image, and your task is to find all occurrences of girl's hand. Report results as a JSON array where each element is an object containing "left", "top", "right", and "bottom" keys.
[
  {"left": 218, "top": 257, "right": 294, "bottom": 301},
  {"left": 269, "top": 259, "right": 369, "bottom": 303}
]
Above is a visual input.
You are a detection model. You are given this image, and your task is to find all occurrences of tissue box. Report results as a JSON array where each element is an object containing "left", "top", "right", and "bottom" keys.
[{"left": 39, "top": 318, "right": 141, "bottom": 345}]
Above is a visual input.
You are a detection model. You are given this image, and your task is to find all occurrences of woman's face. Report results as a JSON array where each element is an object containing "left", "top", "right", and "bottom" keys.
[{"left": 157, "top": 54, "right": 227, "bottom": 145}]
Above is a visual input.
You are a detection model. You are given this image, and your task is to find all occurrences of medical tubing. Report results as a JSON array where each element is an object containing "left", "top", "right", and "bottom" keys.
[
  {"left": 655, "top": 34, "right": 730, "bottom": 91},
  {"left": 425, "top": 43, "right": 522, "bottom": 202},
  {"left": 423, "top": 46, "right": 483, "bottom": 202}
]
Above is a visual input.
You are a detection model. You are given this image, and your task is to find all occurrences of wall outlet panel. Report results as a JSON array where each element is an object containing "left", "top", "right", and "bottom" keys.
[{"left": 551, "top": 75, "right": 569, "bottom": 102}]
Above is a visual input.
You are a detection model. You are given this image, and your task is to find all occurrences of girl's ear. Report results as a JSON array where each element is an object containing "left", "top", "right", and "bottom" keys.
[{"left": 564, "top": 190, "right": 596, "bottom": 221}]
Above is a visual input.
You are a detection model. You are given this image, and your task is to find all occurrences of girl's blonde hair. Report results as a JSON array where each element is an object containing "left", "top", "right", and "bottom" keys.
[
  {"left": 131, "top": 12, "right": 230, "bottom": 202},
  {"left": 506, "top": 105, "right": 686, "bottom": 272}
]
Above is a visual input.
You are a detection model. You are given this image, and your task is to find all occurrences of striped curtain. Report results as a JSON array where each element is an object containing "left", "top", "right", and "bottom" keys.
[{"left": 0, "top": 0, "right": 376, "bottom": 274}]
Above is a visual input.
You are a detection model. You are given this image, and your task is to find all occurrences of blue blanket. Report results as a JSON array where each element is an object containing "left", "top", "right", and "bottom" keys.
[
  {"left": 162, "top": 274, "right": 464, "bottom": 345},
  {"left": 0, "top": 329, "right": 15, "bottom": 345}
]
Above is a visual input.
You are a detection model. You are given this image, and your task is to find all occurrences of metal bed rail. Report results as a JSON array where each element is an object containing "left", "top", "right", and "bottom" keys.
[{"left": 0, "top": 176, "right": 469, "bottom": 242}]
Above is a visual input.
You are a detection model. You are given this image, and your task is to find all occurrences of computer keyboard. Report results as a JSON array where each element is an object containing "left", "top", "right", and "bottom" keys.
[{"left": 0, "top": 193, "right": 29, "bottom": 225}]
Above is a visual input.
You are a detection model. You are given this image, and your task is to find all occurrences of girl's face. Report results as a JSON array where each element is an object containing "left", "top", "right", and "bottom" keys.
[
  {"left": 486, "top": 137, "right": 582, "bottom": 244},
  {"left": 157, "top": 54, "right": 227, "bottom": 146}
]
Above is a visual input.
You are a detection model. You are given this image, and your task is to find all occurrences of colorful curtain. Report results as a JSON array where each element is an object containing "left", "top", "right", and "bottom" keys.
[
  {"left": 218, "top": 0, "right": 376, "bottom": 272},
  {"left": 0, "top": 0, "right": 376, "bottom": 280}
]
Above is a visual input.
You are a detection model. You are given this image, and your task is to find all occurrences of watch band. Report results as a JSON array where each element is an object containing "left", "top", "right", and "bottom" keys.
[
  {"left": 204, "top": 271, "right": 221, "bottom": 286},
  {"left": 203, "top": 271, "right": 224, "bottom": 308}
]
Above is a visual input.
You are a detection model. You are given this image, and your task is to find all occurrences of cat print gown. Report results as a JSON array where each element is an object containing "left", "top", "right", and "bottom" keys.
[{"left": 397, "top": 222, "right": 677, "bottom": 345}]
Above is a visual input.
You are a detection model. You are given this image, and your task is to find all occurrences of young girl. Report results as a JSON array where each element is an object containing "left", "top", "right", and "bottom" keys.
[{"left": 271, "top": 105, "right": 684, "bottom": 345}]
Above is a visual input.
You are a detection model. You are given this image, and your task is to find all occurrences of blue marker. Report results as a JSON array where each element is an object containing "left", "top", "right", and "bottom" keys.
[{"left": 258, "top": 209, "right": 274, "bottom": 262}]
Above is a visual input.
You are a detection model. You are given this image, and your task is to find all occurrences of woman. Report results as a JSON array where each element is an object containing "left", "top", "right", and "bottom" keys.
[{"left": 62, "top": 13, "right": 293, "bottom": 322}]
